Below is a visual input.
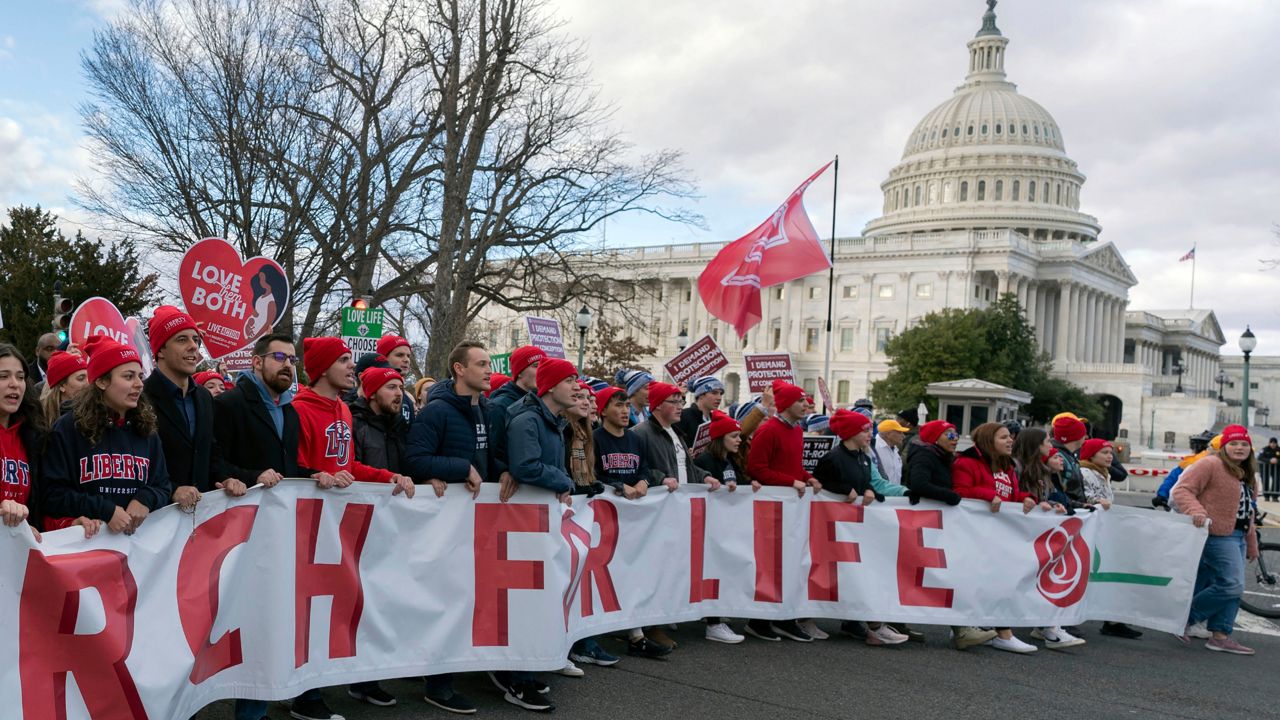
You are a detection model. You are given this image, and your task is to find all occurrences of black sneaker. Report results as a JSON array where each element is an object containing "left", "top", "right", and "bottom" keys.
[
  {"left": 423, "top": 690, "right": 477, "bottom": 715},
  {"left": 888, "top": 623, "right": 926, "bottom": 643},
  {"left": 1062, "top": 625, "right": 1084, "bottom": 636},
  {"left": 290, "top": 696, "right": 345, "bottom": 720},
  {"left": 627, "top": 636, "right": 672, "bottom": 658},
  {"left": 504, "top": 682, "right": 554, "bottom": 712},
  {"left": 1100, "top": 622, "right": 1143, "bottom": 639},
  {"left": 744, "top": 620, "right": 781, "bottom": 642},
  {"left": 840, "top": 621, "right": 868, "bottom": 640},
  {"left": 772, "top": 620, "right": 813, "bottom": 642},
  {"left": 348, "top": 682, "right": 397, "bottom": 707}
]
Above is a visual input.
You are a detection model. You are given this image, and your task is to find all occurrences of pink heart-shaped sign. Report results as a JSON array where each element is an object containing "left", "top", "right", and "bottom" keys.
[
  {"left": 178, "top": 238, "right": 291, "bottom": 359},
  {"left": 69, "top": 298, "right": 155, "bottom": 376}
]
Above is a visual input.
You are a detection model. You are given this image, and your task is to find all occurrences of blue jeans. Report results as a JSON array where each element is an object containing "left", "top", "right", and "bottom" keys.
[
  {"left": 234, "top": 688, "right": 321, "bottom": 720},
  {"left": 1187, "top": 531, "right": 1246, "bottom": 635}
]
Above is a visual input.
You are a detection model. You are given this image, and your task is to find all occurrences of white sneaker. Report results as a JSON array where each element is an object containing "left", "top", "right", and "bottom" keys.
[
  {"left": 796, "top": 620, "right": 829, "bottom": 640},
  {"left": 705, "top": 622, "right": 746, "bottom": 644},
  {"left": 1186, "top": 622, "right": 1212, "bottom": 639},
  {"left": 869, "top": 625, "right": 909, "bottom": 645},
  {"left": 557, "top": 660, "right": 585, "bottom": 677},
  {"left": 990, "top": 635, "right": 1038, "bottom": 654},
  {"left": 1042, "top": 627, "right": 1086, "bottom": 650}
]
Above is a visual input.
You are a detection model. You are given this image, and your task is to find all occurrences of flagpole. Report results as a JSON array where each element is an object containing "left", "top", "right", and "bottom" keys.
[
  {"left": 822, "top": 155, "right": 839, "bottom": 412},
  {"left": 1189, "top": 243, "right": 1196, "bottom": 309}
]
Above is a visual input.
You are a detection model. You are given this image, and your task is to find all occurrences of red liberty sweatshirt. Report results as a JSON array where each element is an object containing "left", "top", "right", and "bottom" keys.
[
  {"left": 952, "top": 448, "right": 1033, "bottom": 502},
  {"left": 747, "top": 416, "right": 810, "bottom": 486},
  {"left": 293, "top": 387, "right": 394, "bottom": 483},
  {"left": 0, "top": 420, "right": 32, "bottom": 505}
]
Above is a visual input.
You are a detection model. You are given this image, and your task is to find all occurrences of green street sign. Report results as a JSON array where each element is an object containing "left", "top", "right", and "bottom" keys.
[
  {"left": 490, "top": 352, "right": 511, "bottom": 374},
  {"left": 340, "top": 306, "right": 385, "bottom": 358}
]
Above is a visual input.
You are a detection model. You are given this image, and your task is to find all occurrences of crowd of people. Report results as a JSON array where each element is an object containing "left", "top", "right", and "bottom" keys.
[{"left": 0, "top": 308, "right": 1267, "bottom": 720}]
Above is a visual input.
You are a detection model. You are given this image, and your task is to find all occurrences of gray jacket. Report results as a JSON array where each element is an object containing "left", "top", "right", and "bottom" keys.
[
  {"left": 506, "top": 394, "right": 574, "bottom": 493},
  {"left": 630, "top": 419, "right": 710, "bottom": 486}
]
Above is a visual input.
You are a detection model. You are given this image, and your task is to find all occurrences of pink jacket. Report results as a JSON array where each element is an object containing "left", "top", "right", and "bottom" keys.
[{"left": 1171, "top": 455, "right": 1259, "bottom": 558}]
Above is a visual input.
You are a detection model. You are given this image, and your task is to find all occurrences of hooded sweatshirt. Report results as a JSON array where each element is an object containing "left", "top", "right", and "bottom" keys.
[
  {"left": 42, "top": 412, "right": 172, "bottom": 523},
  {"left": 293, "top": 386, "right": 394, "bottom": 482},
  {"left": 0, "top": 420, "right": 32, "bottom": 506},
  {"left": 952, "top": 446, "right": 1032, "bottom": 502}
]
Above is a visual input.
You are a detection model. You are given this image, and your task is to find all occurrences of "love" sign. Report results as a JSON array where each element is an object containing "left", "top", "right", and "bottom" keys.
[{"left": 178, "top": 238, "right": 290, "bottom": 359}]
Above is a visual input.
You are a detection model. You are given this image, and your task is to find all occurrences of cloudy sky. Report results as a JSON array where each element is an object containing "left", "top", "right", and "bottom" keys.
[{"left": 1, "top": 0, "right": 1277, "bottom": 354}]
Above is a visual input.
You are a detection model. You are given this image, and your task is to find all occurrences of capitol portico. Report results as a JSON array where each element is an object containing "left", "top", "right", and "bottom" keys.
[{"left": 474, "top": 2, "right": 1231, "bottom": 447}]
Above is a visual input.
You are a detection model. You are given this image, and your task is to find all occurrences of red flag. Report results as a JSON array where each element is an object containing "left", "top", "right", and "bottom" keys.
[{"left": 698, "top": 163, "right": 833, "bottom": 338}]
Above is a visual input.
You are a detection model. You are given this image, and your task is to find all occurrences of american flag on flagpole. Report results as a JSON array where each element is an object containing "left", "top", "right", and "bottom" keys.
[{"left": 1178, "top": 247, "right": 1196, "bottom": 262}]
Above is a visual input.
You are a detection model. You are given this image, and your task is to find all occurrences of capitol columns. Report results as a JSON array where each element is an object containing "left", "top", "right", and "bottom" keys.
[
  {"left": 996, "top": 270, "right": 1010, "bottom": 297},
  {"left": 1055, "top": 280, "right": 1074, "bottom": 363}
]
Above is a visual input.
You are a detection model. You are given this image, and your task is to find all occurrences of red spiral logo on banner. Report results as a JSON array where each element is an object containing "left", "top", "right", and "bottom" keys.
[{"left": 1033, "top": 517, "right": 1090, "bottom": 607}]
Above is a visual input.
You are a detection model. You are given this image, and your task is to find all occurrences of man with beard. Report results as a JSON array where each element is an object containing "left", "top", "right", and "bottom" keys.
[
  {"left": 673, "top": 376, "right": 724, "bottom": 447},
  {"left": 142, "top": 306, "right": 245, "bottom": 513},
  {"left": 377, "top": 334, "right": 418, "bottom": 424}
]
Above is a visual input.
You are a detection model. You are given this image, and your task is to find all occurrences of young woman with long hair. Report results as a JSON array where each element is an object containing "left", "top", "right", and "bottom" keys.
[
  {"left": 41, "top": 337, "right": 171, "bottom": 536},
  {"left": 38, "top": 350, "right": 88, "bottom": 427},
  {"left": 0, "top": 343, "right": 51, "bottom": 537},
  {"left": 1171, "top": 424, "right": 1262, "bottom": 655}
]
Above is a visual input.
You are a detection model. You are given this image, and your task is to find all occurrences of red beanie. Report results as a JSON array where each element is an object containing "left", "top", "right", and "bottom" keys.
[
  {"left": 829, "top": 408, "right": 871, "bottom": 441},
  {"left": 772, "top": 381, "right": 805, "bottom": 413},
  {"left": 486, "top": 373, "right": 511, "bottom": 397},
  {"left": 375, "top": 334, "right": 411, "bottom": 358},
  {"left": 83, "top": 336, "right": 142, "bottom": 383},
  {"left": 578, "top": 381, "right": 596, "bottom": 397},
  {"left": 708, "top": 410, "right": 741, "bottom": 439},
  {"left": 362, "top": 367, "right": 403, "bottom": 399},
  {"left": 45, "top": 351, "right": 87, "bottom": 388},
  {"left": 193, "top": 371, "right": 224, "bottom": 388},
  {"left": 511, "top": 345, "right": 548, "bottom": 379},
  {"left": 596, "top": 386, "right": 626, "bottom": 416},
  {"left": 303, "top": 337, "right": 351, "bottom": 384},
  {"left": 918, "top": 420, "right": 956, "bottom": 445},
  {"left": 1052, "top": 416, "right": 1088, "bottom": 443},
  {"left": 1220, "top": 424, "right": 1252, "bottom": 446},
  {"left": 535, "top": 357, "right": 577, "bottom": 396},
  {"left": 1079, "top": 438, "right": 1113, "bottom": 462},
  {"left": 648, "top": 382, "right": 682, "bottom": 412},
  {"left": 1040, "top": 447, "right": 1060, "bottom": 464},
  {"left": 148, "top": 305, "right": 200, "bottom": 355}
]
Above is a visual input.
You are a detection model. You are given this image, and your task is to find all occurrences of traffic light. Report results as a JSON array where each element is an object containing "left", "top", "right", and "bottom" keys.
[
  {"left": 52, "top": 282, "right": 73, "bottom": 343},
  {"left": 351, "top": 296, "right": 369, "bottom": 310}
]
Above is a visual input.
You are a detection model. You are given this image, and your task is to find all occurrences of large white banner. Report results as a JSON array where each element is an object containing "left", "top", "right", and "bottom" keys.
[{"left": 0, "top": 482, "right": 1206, "bottom": 719}]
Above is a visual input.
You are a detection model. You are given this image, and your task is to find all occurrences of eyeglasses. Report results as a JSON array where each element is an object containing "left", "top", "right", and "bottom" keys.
[
  {"left": 664, "top": 397, "right": 685, "bottom": 406},
  {"left": 259, "top": 352, "right": 298, "bottom": 365}
]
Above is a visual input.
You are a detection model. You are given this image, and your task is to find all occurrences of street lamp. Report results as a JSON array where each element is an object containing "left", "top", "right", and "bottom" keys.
[
  {"left": 575, "top": 305, "right": 592, "bottom": 369},
  {"left": 1216, "top": 369, "right": 1228, "bottom": 402},
  {"left": 1173, "top": 358, "right": 1184, "bottom": 394},
  {"left": 676, "top": 329, "right": 689, "bottom": 351},
  {"left": 1240, "top": 326, "right": 1257, "bottom": 425}
]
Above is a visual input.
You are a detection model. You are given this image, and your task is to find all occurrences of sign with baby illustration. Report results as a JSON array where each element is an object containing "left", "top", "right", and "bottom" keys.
[{"left": 178, "top": 238, "right": 291, "bottom": 359}]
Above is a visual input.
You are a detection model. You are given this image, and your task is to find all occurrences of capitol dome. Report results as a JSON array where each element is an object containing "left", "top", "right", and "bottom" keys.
[{"left": 862, "top": 2, "right": 1101, "bottom": 242}]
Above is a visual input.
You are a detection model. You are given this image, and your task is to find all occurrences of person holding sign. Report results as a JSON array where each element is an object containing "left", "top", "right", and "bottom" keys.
[
  {"left": 142, "top": 306, "right": 246, "bottom": 512},
  {"left": 674, "top": 375, "right": 724, "bottom": 447},
  {"left": 42, "top": 337, "right": 171, "bottom": 536}
]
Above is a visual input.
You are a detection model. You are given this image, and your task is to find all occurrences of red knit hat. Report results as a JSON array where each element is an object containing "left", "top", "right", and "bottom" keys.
[
  {"left": 148, "top": 305, "right": 200, "bottom": 355},
  {"left": 1079, "top": 438, "right": 1113, "bottom": 462},
  {"left": 535, "top": 357, "right": 577, "bottom": 396},
  {"left": 375, "top": 334, "right": 411, "bottom": 358},
  {"left": 362, "top": 367, "right": 403, "bottom": 399},
  {"left": 772, "top": 380, "right": 805, "bottom": 413},
  {"left": 1220, "top": 424, "right": 1252, "bottom": 446},
  {"left": 511, "top": 345, "right": 547, "bottom": 379},
  {"left": 193, "top": 370, "right": 224, "bottom": 388},
  {"left": 1041, "top": 447, "right": 1060, "bottom": 464},
  {"left": 45, "top": 351, "right": 87, "bottom": 388},
  {"left": 647, "top": 381, "right": 682, "bottom": 412},
  {"left": 1052, "top": 416, "right": 1088, "bottom": 443},
  {"left": 708, "top": 410, "right": 741, "bottom": 439},
  {"left": 918, "top": 420, "right": 956, "bottom": 445},
  {"left": 82, "top": 336, "right": 142, "bottom": 383},
  {"left": 577, "top": 381, "right": 596, "bottom": 397},
  {"left": 303, "top": 337, "right": 351, "bottom": 384},
  {"left": 595, "top": 386, "right": 626, "bottom": 416},
  {"left": 486, "top": 372, "right": 511, "bottom": 397},
  {"left": 829, "top": 408, "right": 872, "bottom": 440}
]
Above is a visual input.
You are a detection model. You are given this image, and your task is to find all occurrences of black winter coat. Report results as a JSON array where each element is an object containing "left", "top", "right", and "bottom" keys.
[
  {"left": 814, "top": 444, "right": 884, "bottom": 500},
  {"left": 673, "top": 406, "right": 709, "bottom": 448},
  {"left": 213, "top": 375, "right": 301, "bottom": 481},
  {"left": 487, "top": 382, "right": 528, "bottom": 477},
  {"left": 351, "top": 397, "right": 406, "bottom": 473},
  {"left": 406, "top": 380, "right": 491, "bottom": 483},
  {"left": 905, "top": 439, "right": 961, "bottom": 505},
  {"left": 144, "top": 371, "right": 232, "bottom": 492}
]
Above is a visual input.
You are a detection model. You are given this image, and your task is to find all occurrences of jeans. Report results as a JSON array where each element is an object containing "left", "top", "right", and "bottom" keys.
[
  {"left": 1187, "top": 530, "right": 1246, "bottom": 635},
  {"left": 234, "top": 689, "right": 321, "bottom": 720}
]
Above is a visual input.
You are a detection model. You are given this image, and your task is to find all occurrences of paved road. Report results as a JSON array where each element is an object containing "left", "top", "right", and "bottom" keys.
[{"left": 197, "top": 491, "right": 1279, "bottom": 720}]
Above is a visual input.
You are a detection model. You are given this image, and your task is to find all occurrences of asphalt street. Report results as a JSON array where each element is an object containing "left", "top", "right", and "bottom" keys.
[{"left": 196, "top": 493, "right": 1280, "bottom": 720}]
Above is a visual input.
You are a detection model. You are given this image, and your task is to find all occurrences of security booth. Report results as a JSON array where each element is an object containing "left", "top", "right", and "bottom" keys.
[{"left": 926, "top": 379, "right": 1033, "bottom": 439}]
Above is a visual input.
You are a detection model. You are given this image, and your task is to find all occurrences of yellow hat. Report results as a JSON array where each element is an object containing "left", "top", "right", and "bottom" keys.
[
  {"left": 877, "top": 419, "right": 911, "bottom": 433},
  {"left": 1052, "top": 411, "right": 1088, "bottom": 424},
  {"left": 1210, "top": 434, "right": 1222, "bottom": 450}
]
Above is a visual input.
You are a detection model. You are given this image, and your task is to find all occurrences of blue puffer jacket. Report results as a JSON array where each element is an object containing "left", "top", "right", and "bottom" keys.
[
  {"left": 488, "top": 381, "right": 529, "bottom": 476},
  {"left": 405, "top": 380, "right": 491, "bottom": 483},
  {"left": 506, "top": 394, "right": 573, "bottom": 493}
]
